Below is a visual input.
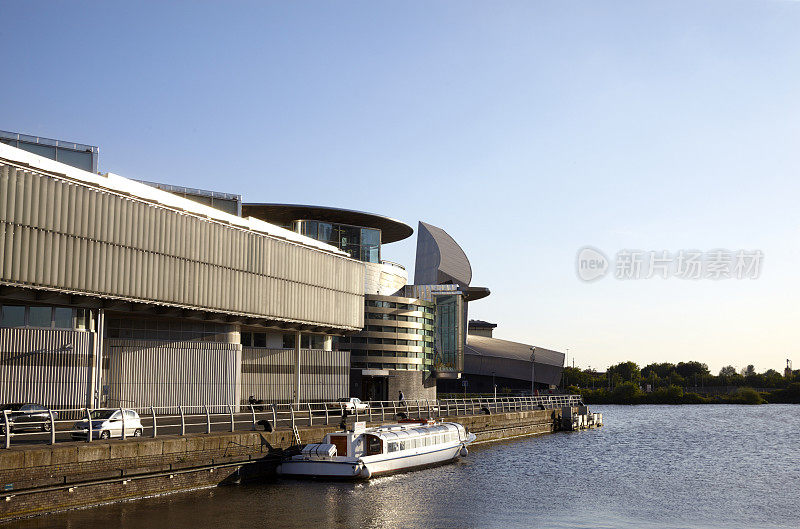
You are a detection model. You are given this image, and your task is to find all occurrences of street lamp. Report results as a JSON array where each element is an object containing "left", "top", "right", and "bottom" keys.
[
  {"left": 530, "top": 346, "right": 536, "bottom": 397},
  {"left": 492, "top": 371, "right": 497, "bottom": 400}
]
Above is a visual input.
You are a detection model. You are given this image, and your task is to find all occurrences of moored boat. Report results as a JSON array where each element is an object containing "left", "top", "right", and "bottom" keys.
[{"left": 277, "top": 419, "right": 476, "bottom": 479}]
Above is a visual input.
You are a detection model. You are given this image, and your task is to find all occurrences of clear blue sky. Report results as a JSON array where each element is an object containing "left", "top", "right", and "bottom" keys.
[{"left": 3, "top": 1, "right": 799, "bottom": 373}]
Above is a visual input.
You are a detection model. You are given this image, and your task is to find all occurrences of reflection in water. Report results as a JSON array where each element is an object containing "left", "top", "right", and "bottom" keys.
[{"left": 8, "top": 405, "right": 800, "bottom": 529}]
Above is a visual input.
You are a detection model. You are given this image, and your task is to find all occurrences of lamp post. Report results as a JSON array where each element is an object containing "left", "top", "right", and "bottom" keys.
[
  {"left": 492, "top": 371, "right": 497, "bottom": 400},
  {"left": 530, "top": 347, "right": 536, "bottom": 397}
]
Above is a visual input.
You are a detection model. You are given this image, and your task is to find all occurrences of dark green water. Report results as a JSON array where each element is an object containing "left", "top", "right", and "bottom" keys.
[{"left": 10, "top": 405, "right": 800, "bottom": 528}]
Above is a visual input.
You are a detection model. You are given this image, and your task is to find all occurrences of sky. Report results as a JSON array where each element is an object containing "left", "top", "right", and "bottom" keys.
[{"left": 2, "top": 1, "right": 799, "bottom": 373}]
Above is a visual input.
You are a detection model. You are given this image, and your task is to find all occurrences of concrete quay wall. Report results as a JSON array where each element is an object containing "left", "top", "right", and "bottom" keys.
[{"left": 0, "top": 408, "right": 574, "bottom": 521}]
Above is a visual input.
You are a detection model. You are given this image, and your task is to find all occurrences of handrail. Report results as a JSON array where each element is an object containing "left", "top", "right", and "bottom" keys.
[{"left": 0, "top": 395, "right": 583, "bottom": 449}]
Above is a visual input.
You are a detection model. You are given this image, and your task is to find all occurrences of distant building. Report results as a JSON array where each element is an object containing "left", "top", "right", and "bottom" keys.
[{"left": 437, "top": 320, "right": 565, "bottom": 394}]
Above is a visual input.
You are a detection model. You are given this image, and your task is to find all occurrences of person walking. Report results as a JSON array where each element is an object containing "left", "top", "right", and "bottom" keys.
[{"left": 398, "top": 390, "right": 405, "bottom": 402}]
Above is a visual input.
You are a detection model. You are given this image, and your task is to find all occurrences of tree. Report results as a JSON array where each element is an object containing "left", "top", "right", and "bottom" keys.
[
  {"left": 741, "top": 365, "right": 756, "bottom": 377},
  {"left": 719, "top": 366, "right": 737, "bottom": 377},
  {"left": 642, "top": 362, "right": 676, "bottom": 379},
  {"left": 675, "top": 361, "right": 710, "bottom": 379},
  {"left": 607, "top": 361, "right": 641, "bottom": 384}
]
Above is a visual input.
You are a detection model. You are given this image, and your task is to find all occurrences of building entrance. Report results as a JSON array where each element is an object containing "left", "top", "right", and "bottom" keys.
[{"left": 361, "top": 376, "right": 388, "bottom": 401}]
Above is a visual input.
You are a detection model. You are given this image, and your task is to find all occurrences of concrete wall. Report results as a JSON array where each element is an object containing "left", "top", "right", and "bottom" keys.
[{"left": 387, "top": 370, "right": 437, "bottom": 401}]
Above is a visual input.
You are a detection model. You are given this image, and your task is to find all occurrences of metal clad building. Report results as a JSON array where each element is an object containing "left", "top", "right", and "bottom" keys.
[
  {"left": 0, "top": 156, "right": 364, "bottom": 328},
  {"left": 0, "top": 141, "right": 365, "bottom": 409}
]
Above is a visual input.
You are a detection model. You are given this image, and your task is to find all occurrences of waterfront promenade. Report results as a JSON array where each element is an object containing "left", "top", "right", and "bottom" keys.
[{"left": 0, "top": 396, "right": 583, "bottom": 521}]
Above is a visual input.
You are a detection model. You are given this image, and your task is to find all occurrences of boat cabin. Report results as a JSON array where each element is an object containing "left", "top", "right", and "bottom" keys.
[{"left": 323, "top": 421, "right": 466, "bottom": 458}]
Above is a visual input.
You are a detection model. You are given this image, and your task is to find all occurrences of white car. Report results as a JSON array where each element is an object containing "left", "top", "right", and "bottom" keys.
[
  {"left": 328, "top": 397, "right": 369, "bottom": 412},
  {"left": 72, "top": 409, "right": 143, "bottom": 440}
]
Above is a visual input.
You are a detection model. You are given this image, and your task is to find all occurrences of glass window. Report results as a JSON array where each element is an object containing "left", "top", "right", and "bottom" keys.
[
  {"left": 53, "top": 308, "right": 72, "bottom": 329},
  {"left": 282, "top": 334, "right": 296, "bottom": 348},
  {"left": 309, "top": 334, "right": 324, "bottom": 349},
  {"left": 18, "top": 142, "right": 56, "bottom": 159},
  {"left": 253, "top": 333, "right": 267, "bottom": 348},
  {"left": 300, "top": 334, "right": 309, "bottom": 348},
  {"left": 339, "top": 226, "right": 361, "bottom": 246},
  {"left": 1, "top": 306, "right": 26, "bottom": 327},
  {"left": 301, "top": 221, "right": 318, "bottom": 239},
  {"left": 318, "top": 223, "right": 333, "bottom": 242},
  {"left": 241, "top": 332, "right": 252, "bottom": 347},
  {"left": 361, "top": 228, "right": 380, "bottom": 246},
  {"left": 29, "top": 307, "right": 52, "bottom": 328},
  {"left": 361, "top": 245, "right": 380, "bottom": 263},
  {"left": 56, "top": 148, "right": 93, "bottom": 172}
]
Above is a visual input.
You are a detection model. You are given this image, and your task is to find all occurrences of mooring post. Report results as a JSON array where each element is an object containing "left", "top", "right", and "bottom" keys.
[
  {"left": 49, "top": 409, "right": 56, "bottom": 445},
  {"left": 85, "top": 408, "right": 93, "bottom": 442}
]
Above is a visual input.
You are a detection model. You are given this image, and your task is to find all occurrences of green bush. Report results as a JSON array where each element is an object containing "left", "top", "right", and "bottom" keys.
[
  {"left": 611, "top": 382, "right": 642, "bottom": 403},
  {"left": 732, "top": 387, "right": 764, "bottom": 405}
]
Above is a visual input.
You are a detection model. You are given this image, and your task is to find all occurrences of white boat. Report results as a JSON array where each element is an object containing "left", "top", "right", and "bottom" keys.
[{"left": 277, "top": 419, "right": 477, "bottom": 480}]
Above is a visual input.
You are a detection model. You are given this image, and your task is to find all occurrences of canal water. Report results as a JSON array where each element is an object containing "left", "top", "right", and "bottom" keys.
[{"left": 10, "top": 405, "right": 800, "bottom": 529}]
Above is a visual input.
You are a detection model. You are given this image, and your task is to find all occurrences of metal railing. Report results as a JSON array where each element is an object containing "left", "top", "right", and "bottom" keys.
[{"left": 0, "top": 395, "right": 583, "bottom": 449}]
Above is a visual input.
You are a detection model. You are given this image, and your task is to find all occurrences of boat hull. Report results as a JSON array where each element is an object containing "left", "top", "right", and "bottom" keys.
[{"left": 278, "top": 443, "right": 464, "bottom": 480}]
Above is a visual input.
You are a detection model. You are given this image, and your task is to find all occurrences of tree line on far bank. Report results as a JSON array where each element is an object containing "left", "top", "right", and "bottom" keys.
[{"left": 563, "top": 361, "right": 800, "bottom": 405}]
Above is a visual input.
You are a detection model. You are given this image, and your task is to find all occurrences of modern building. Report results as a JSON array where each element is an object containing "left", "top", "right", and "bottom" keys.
[
  {"left": 438, "top": 320, "right": 566, "bottom": 395},
  {"left": 0, "top": 136, "right": 364, "bottom": 409},
  {"left": 239, "top": 209, "right": 490, "bottom": 401}
]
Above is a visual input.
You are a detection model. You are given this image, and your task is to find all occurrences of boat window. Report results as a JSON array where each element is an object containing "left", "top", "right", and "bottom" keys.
[
  {"left": 388, "top": 441, "right": 398, "bottom": 453},
  {"left": 366, "top": 435, "right": 383, "bottom": 456},
  {"left": 399, "top": 441, "right": 407, "bottom": 451}
]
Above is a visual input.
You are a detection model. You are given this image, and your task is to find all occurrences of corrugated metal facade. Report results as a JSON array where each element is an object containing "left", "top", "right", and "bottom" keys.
[
  {"left": 0, "top": 328, "right": 93, "bottom": 408},
  {"left": 103, "top": 338, "right": 240, "bottom": 412},
  {"left": 241, "top": 348, "right": 349, "bottom": 404},
  {"left": 300, "top": 349, "right": 350, "bottom": 402},
  {"left": 0, "top": 162, "right": 364, "bottom": 330},
  {"left": 240, "top": 347, "right": 294, "bottom": 404}
]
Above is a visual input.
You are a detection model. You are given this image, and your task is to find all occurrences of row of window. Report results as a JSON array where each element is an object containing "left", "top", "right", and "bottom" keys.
[
  {"left": 352, "top": 351, "right": 433, "bottom": 359},
  {"left": 297, "top": 221, "right": 381, "bottom": 263},
  {"left": 366, "top": 300, "right": 435, "bottom": 315},
  {"left": 0, "top": 305, "right": 93, "bottom": 330},
  {"left": 343, "top": 337, "right": 432, "bottom": 347},
  {"left": 107, "top": 318, "right": 227, "bottom": 333},
  {"left": 365, "top": 325, "right": 433, "bottom": 335},
  {"left": 351, "top": 362, "right": 427, "bottom": 371},
  {"left": 106, "top": 318, "right": 230, "bottom": 342},
  {"left": 387, "top": 433, "right": 457, "bottom": 452},
  {"left": 240, "top": 332, "right": 326, "bottom": 349},
  {"left": 367, "top": 314, "right": 431, "bottom": 324}
]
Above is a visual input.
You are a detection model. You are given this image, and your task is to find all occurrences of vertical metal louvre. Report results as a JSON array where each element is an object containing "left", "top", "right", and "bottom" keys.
[{"left": 0, "top": 162, "right": 365, "bottom": 331}]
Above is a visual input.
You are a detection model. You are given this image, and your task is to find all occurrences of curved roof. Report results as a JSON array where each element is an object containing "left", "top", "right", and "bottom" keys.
[
  {"left": 465, "top": 334, "right": 565, "bottom": 386},
  {"left": 414, "top": 222, "right": 472, "bottom": 287},
  {"left": 242, "top": 203, "right": 413, "bottom": 244}
]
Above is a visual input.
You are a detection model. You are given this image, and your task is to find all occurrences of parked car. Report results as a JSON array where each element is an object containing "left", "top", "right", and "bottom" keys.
[
  {"left": 0, "top": 403, "right": 58, "bottom": 433},
  {"left": 71, "top": 409, "right": 143, "bottom": 440},
  {"left": 327, "top": 397, "right": 369, "bottom": 412}
]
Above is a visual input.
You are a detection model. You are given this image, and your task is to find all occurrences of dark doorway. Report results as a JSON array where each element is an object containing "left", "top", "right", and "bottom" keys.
[{"left": 362, "top": 376, "right": 388, "bottom": 401}]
